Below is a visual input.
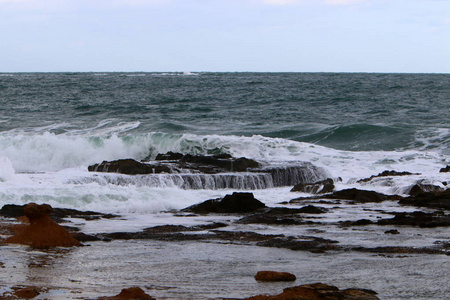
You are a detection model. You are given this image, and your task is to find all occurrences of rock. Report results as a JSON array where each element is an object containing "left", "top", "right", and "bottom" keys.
[
  {"left": 399, "top": 189, "right": 450, "bottom": 210},
  {"left": 408, "top": 183, "right": 445, "bottom": 196},
  {"left": 291, "top": 178, "right": 335, "bottom": 194},
  {"left": 325, "top": 188, "right": 392, "bottom": 203},
  {"left": 155, "top": 151, "right": 184, "bottom": 160},
  {"left": 3, "top": 203, "right": 81, "bottom": 248},
  {"left": 88, "top": 159, "right": 171, "bottom": 175},
  {"left": 358, "top": 170, "right": 419, "bottom": 183},
  {"left": 377, "top": 211, "right": 450, "bottom": 227},
  {"left": 297, "top": 205, "right": 329, "bottom": 214},
  {"left": 385, "top": 229, "right": 400, "bottom": 234},
  {"left": 182, "top": 192, "right": 266, "bottom": 213},
  {"left": 257, "top": 236, "right": 340, "bottom": 253},
  {"left": 255, "top": 271, "right": 296, "bottom": 282},
  {"left": 97, "top": 287, "right": 155, "bottom": 300},
  {"left": 440, "top": 165, "right": 450, "bottom": 173},
  {"left": 12, "top": 287, "right": 41, "bottom": 299},
  {"left": 242, "top": 282, "right": 379, "bottom": 300}
]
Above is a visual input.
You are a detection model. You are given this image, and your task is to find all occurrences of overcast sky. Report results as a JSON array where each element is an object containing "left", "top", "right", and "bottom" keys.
[{"left": 1, "top": 0, "right": 449, "bottom": 73}]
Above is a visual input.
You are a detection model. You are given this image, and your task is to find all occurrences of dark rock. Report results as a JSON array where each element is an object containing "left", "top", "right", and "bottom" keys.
[
  {"left": 155, "top": 151, "right": 184, "bottom": 161},
  {"left": 1, "top": 204, "right": 119, "bottom": 222},
  {"left": 399, "top": 189, "right": 450, "bottom": 210},
  {"left": 358, "top": 170, "right": 419, "bottom": 183},
  {"left": 440, "top": 165, "right": 450, "bottom": 173},
  {"left": 257, "top": 236, "right": 340, "bottom": 253},
  {"left": 182, "top": 192, "right": 266, "bottom": 213},
  {"left": 377, "top": 211, "right": 450, "bottom": 227},
  {"left": 341, "top": 219, "right": 374, "bottom": 227},
  {"left": 88, "top": 159, "right": 171, "bottom": 175},
  {"left": 237, "top": 214, "right": 306, "bottom": 225},
  {"left": 385, "top": 229, "right": 400, "bottom": 234},
  {"left": 0, "top": 204, "right": 24, "bottom": 218},
  {"left": 408, "top": 183, "right": 445, "bottom": 196},
  {"left": 72, "top": 232, "right": 102, "bottom": 242},
  {"left": 353, "top": 246, "right": 448, "bottom": 255},
  {"left": 326, "top": 188, "right": 392, "bottom": 203},
  {"left": 255, "top": 271, "right": 296, "bottom": 282},
  {"left": 298, "top": 205, "right": 329, "bottom": 214},
  {"left": 243, "top": 283, "right": 379, "bottom": 300},
  {"left": 291, "top": 178, "right": 335, "bottom": 194}
]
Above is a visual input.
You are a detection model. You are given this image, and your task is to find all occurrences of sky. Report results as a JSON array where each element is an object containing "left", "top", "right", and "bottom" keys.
[{"left": 0, "top": 0, "right": 449, "bottom": 73}]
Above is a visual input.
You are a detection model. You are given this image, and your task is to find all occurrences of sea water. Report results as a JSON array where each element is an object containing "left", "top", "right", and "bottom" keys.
[{"left": 0, "top": 72, "right": 449, "bottom": 299}]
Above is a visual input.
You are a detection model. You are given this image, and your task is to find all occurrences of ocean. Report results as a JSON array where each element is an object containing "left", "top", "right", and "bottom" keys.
[{"left": 0, "top": 72, "right": 449, "bottom": 299}]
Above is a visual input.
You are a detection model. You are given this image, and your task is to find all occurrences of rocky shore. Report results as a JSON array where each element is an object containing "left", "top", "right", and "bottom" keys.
[{"left": 0, "top": 154, "right": 448, "bottom": 299}]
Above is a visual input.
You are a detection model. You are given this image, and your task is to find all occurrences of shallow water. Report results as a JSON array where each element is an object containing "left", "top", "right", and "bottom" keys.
[{"left": 1, "top": 240, "right": 449, "bottom": 300}]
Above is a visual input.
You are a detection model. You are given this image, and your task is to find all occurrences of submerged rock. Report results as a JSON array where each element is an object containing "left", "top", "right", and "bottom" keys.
[
  {"left": 358, "top": 170, "right": 419, "bottom": 183},
  {"left": 243, "top": 282, "right": 379, "bottom": 300},
  {"left": 97, "top": 287, "right": 155, "bottom": 300},
  {"left": 377, "top": 211, "right": 450, "bottom": 227},
  {"left": 3, "top": 203, "right": 81, "bottom": 248},
  {"left": 255, "top": 271, "right": 296, "bottom": 282},
  {"left": 182, "top": 192, "right": 266, "bottom": 213}
]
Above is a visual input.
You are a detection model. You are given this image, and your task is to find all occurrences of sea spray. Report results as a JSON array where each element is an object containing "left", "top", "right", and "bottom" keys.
[{"left": 0, "top": 156, "right": 15, "bottom": 181}]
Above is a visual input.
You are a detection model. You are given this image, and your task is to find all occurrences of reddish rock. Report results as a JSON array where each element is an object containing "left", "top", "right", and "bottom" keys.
[
  {"left": 97, "top": 287, "right": 155, "bottom": 300},
  {"left": 3, "top": 203, "right": 81, "bottom": 248},
  {"left": 12, "top": 287, "right": 40, "bottom": 299},
  {"left": 255, "top": 271, "right": 296, "bottom": 282},
  {"left": 242, "top": 283, "right": 379, "bottom": 300}
]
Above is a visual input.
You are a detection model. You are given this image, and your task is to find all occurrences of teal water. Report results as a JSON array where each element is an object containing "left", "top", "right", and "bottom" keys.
[{"left": 1, "top": 72, "right": 449, "bottom": 153}]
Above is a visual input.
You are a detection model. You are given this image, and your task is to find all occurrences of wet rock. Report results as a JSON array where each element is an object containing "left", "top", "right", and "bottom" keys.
[
  {"left": 325, "top": 188, "right": 394, "bottom": 203},
  {"left": 377, "top": 211, "right": 450, "bottom": 227},
  {"left": 12, "top": 286, "right": 41, "bottom": 299},
  {"left": 182, "top": 192, "right": 266, "bottom": 213},
  {"left": 0, "top": 204, "right": 119, "bottom": 221},
  {"left": 255, "top": 271, "right": 296, "bottom": 282},
  {"left": 88, "top": 159, "right": 171, "bottom": 175},
  {"left": 3, "top": 203, "right": 81, "bottom": 248},
  {"left": 440, "top": 165, "right": 450, "bottom": 173},
  {"left": 243, "top": 282, "right": 379, "bottom": 300},
  {"left": 291, "top": 178, "right": 335, "bottom": 194},
  {"left": 358, "top": 170, "right": 419, "bottom": 183},
  {"left": 237, "top": 205, "right": 326, "bottom": 225},
  {"left": 237, "top": 213, "right": 307, "bottom": 225},
  {"left": 385, "top": 229, "right": 400, "bottom": 234},
  {"left": 398, "top": 189, "right": 450, "bottom": 210},
  {"left": 408, "top": 183, "right": 445, "bottom": 196},
  {"left": 155, "top": 151, "right": 184, "bottom": 161},
  {"left": 340, "top": 219, "right": 374, "bottom": 227},
  {"left": 97, "top": 287, "right": 154, "bottom": 300},
  {"left": 353, "top": 246, "right": 448, "bottom": 255},
  {"left": 257, "top": 236, "right": 340, "bottom": 253}
]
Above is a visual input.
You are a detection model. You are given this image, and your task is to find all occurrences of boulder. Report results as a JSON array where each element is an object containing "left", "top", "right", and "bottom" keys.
[
  {"left": 291, "top": 178, "right": 335, "bottom": 194},
  {"left": 88, "top": 159, "right": 171, "bottom": 175},
  {"left": 399, "top": 189, "right": 450, "bottom": 210},
  {"left": 3, "top": 203, "right": 81, "bottom": 248},
  {"left": 255, "top": 271, "right": 296, "bottom": 282},
  {"left": 243, "top": 282, "right": 379, "bottom": 300},
  {"left": 182, "top": 192, "right": 266, "bottom": 213},
  {"left": 440, "top": 165, "right": 450, "bottom": 173},
  {"left": 408, "top": 183, "right": 445, "bottom": 196},
  {"left": 97, "top": 287, "right": 154, "bottom": 300}
]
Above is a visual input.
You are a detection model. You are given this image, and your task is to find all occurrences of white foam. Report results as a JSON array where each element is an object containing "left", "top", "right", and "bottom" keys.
[{"left": 0, "top": 156, "right": 15, "bottom": 181}]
